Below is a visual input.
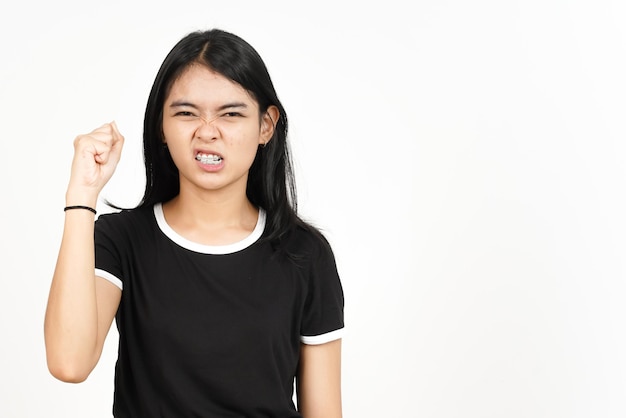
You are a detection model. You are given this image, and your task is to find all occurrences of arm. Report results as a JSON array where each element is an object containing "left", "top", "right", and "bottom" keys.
[
  {"left": 297, "top": 339, "right": 343, "bottom": 418},
  {"left": 44, "top": 122, "right": 124, "bottom": 383}
]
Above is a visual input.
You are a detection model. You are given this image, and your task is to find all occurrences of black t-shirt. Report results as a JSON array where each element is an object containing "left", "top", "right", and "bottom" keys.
[{"left": 94, "top": 204, "right": 344, "bottom": 417}]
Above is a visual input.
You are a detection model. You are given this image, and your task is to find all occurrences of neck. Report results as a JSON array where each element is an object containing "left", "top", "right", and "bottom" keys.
[
  {"left": 161, "top": 185, "right": 260, "bottom": 246},
  {"left": 168, "top": 188, "right": 256, "bottom": 224}
]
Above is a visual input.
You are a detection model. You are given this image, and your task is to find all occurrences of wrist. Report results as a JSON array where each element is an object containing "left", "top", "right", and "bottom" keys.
[
  {"left": 65, "top": 188, "right": 99, "bottom": 209},
  {"left": 64, "top": 205, "right": 97, "bottom": 215}
]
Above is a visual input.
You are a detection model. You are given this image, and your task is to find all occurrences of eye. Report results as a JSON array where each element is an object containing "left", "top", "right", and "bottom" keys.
[
  {"left": 222, "top": 111, "right": 243, "bottom": 118},
  {"left": 175, "top": 111, "right": 196, "bottom": 117}
]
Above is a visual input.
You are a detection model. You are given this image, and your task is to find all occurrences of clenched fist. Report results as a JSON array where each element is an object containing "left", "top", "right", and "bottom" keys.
[{"left": 66, "top": 122, "right": 125, "bottom": 207}]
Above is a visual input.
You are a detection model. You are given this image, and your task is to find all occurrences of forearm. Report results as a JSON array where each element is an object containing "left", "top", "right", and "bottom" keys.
[{"left": 44, "top": 200, "right": 100, "bottom": 382}]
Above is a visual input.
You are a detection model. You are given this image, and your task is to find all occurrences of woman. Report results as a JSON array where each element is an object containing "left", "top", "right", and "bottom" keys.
[{"left": 44, "top": 29, "right": 344, "bottom": 418}]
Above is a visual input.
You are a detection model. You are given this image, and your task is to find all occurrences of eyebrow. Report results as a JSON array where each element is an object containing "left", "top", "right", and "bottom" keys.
[{"left": 169, "top": 101, "right": 249, "bottom": 111}]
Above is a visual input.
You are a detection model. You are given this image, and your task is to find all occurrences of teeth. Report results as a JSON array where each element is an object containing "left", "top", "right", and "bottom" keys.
[{"left": 196, "top": 153, "right": 222, "bottom": 165}]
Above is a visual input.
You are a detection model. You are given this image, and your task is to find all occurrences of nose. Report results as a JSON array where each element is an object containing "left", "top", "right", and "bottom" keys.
[{"left": 195, "top": 114, "right": 221, "bottom": 141}]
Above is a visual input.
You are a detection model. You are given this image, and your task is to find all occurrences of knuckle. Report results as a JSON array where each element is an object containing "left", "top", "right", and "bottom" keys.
[{"left": 73, "top": 134, "right": 89, "bottom": 149}]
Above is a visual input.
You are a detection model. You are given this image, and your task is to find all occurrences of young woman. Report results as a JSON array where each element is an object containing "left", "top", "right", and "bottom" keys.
[{"left": 44, "top": 29, "right": 344, "bottom": 417}]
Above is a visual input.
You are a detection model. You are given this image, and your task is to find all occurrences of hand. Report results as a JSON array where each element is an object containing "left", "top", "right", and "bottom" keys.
[{"left": 66, "top": 122, "right": 125, "bottom": 204}]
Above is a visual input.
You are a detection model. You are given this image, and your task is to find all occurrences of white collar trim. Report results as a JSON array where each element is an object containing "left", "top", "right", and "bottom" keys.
[{"left": 153, "top": 203, "right": 266, "bottom": 255}]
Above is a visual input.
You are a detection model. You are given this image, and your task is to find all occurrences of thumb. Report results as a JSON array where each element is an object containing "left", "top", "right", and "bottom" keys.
[{"left": 109, "top": 121, "right": 125, "bottom": 162}]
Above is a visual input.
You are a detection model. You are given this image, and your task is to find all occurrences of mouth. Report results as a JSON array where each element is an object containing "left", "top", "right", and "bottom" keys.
[{"left": 195, "top": 152, "right": 223, "bottom": 165}]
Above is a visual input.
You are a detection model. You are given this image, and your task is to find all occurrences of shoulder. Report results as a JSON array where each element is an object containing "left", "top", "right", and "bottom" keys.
[
  {"left": 96, "top": 205, "right": 153, "bottom": 222},
  {"left": 281, "top": 221, "right": 337, "bottom": 266},
  {"left": 95, "top": 205, "right": 155, "bottom": 237}
]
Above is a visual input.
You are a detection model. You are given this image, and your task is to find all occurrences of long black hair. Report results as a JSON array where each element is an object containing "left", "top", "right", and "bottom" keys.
[{"left": 137, "top": 29, "right": 306, "bottom": 247}]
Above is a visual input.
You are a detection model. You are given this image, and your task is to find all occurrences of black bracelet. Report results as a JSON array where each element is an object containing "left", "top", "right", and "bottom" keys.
[{"left": 64, "top": 205, "right": 97, "bottom": 215}]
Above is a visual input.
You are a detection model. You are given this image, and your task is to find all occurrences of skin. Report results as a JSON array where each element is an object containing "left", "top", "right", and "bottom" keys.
[
  {"left": 298, "top": 339, "right": 343, "bottom": 418},
  {"left": 44, "top": 64, "right": 342, "bottom": 417}
]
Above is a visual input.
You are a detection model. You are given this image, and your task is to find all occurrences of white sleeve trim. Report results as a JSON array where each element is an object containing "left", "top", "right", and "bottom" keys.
[
  {"left": 300, "top": 328, "right": 344, "bottom": 345},
  {"left": 95, "top": 269, "right": 123, "bottom": 290}
]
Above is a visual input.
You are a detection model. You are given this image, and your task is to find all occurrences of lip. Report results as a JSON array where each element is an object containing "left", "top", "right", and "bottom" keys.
[
  {"left": 194, "top": 148, "right": 223, "bottom": 159},
  {"left": 194, "top": 148, "right": 224, "bottom": 172}
]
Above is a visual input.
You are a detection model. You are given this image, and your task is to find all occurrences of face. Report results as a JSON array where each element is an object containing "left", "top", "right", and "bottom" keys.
[{"left": 162, "top": 64, "right": 277, "bottom": 197}]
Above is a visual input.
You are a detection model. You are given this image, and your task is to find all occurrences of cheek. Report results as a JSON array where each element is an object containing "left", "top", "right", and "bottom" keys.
[
  {"left": 162, "top": 120, "right": 185, "bottom": 143},
  {"left": 161, "top": 123, "right": 191, "bottom": 166},
  {"left": 226, "top": 125, "right": 262, "bottom": 147},
  {"left": 227, "top": 127, "right": 262, "bottom": 165}
]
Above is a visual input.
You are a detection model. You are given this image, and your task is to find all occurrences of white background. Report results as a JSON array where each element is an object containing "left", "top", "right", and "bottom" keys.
[{"left": 1, "top": 0, "right": 625, "bottom": 417}]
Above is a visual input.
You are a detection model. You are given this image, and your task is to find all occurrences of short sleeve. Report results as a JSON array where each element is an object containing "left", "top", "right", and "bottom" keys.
[
  {"left": 300, "top": 238, "right": 345, "bottom": 345},
  {"left": 94, "top": 214, "right": 124, "bottom": 290}
]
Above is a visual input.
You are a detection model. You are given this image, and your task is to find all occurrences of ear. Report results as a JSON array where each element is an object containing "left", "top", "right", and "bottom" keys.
[{"left": 259, "top": 105, "right": 280, "bottom": 146}]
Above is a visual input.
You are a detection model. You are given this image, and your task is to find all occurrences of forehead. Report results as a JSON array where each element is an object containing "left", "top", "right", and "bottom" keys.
[{"left": 166, "top": 64, "right": 256, "bottom": 106}]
